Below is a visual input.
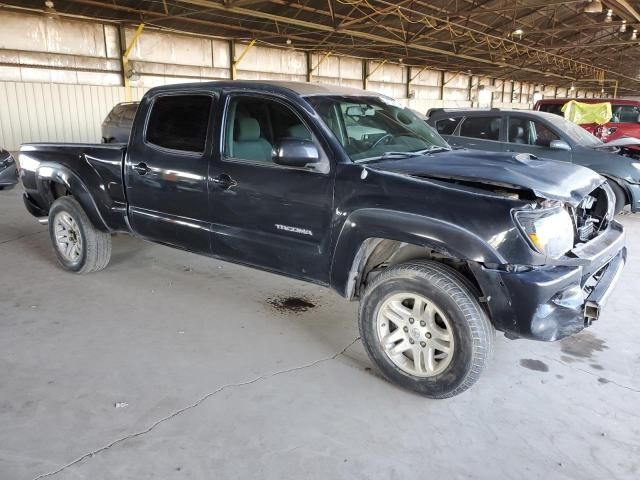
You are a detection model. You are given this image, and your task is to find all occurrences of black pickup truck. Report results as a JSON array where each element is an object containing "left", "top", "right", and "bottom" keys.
[{"left": 19, "top": 81, "right": 626, "bottom": 398}]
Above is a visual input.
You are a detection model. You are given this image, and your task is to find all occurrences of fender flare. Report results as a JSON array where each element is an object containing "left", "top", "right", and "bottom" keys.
[
  {"left": 36, "top": 164, "right": 110, "bottom": 232},
  {"left": 329, "top": 208, "right": 506, "bottom": 298}
]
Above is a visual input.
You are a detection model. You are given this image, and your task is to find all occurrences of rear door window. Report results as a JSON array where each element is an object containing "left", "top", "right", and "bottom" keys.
[
  {"left": 434, "top": 117, "right": 462, "bottom": 135},
  {"left": 146, "top": 94, "right": 213, "bottom": 153},
  {"left": 459, "top": 116, "right": 502, "bottom": 141}
]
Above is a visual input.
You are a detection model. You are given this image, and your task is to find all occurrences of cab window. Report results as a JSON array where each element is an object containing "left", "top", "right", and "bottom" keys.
[
  {"left": 459, "top": 116, "right": 502, "bottom": 141},
  {"left": 146, "top": 95, "right": 212, "bottom": 153},
  {"left": 223, "top": 96, "right": 312, "bottom": 163},
  {"left": 611, "top": 105, "right": 640, "bottom": 123}
]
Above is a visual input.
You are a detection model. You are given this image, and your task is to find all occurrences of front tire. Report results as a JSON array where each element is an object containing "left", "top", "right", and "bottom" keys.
[
  {"left": 359, "top": 260, "right": 494, "bottom": 399},
  {"left": 48, "top": 196, "right": 112, "bottom": 273}
]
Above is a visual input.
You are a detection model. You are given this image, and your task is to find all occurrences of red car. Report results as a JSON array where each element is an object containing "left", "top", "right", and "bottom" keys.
[{"left": 534, "top": 98, "right": 640, "bottom": 155}]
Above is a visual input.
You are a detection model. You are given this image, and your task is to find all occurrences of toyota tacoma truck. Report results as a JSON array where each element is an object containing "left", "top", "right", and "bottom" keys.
[{"left": 19, "top": 81, "right": 626, "bottom": 398}]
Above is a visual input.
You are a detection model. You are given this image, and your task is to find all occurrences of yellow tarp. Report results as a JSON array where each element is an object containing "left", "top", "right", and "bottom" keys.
[{"left": 561, "top": 100, "right": 612, "bottom": 125}]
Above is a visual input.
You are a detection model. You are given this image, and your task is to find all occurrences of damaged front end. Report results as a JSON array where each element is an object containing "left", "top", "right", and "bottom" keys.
[{"left": 471, "top": 181, "right": 626, "bottom": 341}]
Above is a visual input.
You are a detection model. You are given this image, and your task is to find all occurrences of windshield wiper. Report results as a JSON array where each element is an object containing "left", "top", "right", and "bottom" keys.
[
  {"left": 355, "top": 145, "right": 452, "bottom": 163},
  {"left": 355, "top": 151, "right": 422, "bottom": 163}
]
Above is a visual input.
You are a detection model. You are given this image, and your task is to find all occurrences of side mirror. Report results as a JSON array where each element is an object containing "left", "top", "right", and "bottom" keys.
[
  {"left": 274, "top": 138, "right": 320, "bottom": 167},
  {"left": 549, "top": 139, "right": 571, "bottom": 151}
]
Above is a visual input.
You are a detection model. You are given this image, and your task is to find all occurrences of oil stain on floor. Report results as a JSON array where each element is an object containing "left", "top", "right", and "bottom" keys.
[
  {"left": 268, "top": 295, "right": 316, "bottom": 314},
  {"left": 519, "top": 359, "right": 549, "bottom": 372},
  {"left": 559, "top": 331, "right": 608, "bottom": 360}
]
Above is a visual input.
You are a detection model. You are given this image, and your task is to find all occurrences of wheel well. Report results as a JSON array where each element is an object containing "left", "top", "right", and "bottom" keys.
[
  {"left": 50, "top": 181, "right": 70, "bottom": 200},
  {"left": 350, "top": 238, "right": 483, "bottom": 300},
  {"left": 603, "top": 176, "right": 629, "bottom": 204}
]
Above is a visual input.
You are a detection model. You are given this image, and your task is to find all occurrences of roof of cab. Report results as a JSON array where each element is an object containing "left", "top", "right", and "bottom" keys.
[{"left": 147, "top": 80, "right": 373, "bottom": 97}]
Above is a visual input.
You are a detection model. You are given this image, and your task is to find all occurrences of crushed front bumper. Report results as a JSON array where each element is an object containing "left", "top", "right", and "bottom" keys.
[{"left": 471, "top": 222, "right": 626, "bottom": 341}]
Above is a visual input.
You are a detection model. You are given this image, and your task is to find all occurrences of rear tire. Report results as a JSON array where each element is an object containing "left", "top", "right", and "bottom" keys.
[
  {"left": 608, "top": 181, "right": 627, "bottom": 215},
  {"left": 358, "top": 260, "right": 494, "bottom": 399},
  {"left": 48, "top": 196, "right": 112, "bottom": 273}
]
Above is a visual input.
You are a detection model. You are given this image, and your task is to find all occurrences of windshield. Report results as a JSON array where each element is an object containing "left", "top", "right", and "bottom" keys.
[
  {"left": 544, "top": 113, "right": 603, "bottom": 148},
  {"left": 306, "top": 95, "right": 449, "bottom": 161}
]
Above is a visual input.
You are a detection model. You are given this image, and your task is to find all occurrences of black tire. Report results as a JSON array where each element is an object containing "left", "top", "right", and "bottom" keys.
[
  {"left": 608, "top": 181, "right": 627, "bottom": 215},
  {"left": 48, "top": 196, "right": 112, "bottom": 273},
  {"left": 359, "top": 260, "right": 495, "bottom": 399}
]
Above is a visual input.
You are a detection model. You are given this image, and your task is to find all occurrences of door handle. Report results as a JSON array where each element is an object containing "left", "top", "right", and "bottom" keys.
[
  {"left": 133, "top": 162, "right": 150, "bottom": 175},
  {"left": 211, "top": 173, "right": 237, "bottom": 190}
]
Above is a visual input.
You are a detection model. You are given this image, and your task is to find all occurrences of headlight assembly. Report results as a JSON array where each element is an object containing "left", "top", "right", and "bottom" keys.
[{"left": 514, "top": 206, "right": 574, "bottom": 259}]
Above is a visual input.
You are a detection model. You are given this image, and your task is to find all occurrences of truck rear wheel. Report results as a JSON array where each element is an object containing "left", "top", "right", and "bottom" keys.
[
  {"left": 48, "top": 196, "right": 112, "bottom": 273},
  {"left": 358, "top": 260, "right": 494, "bottom": 399}
]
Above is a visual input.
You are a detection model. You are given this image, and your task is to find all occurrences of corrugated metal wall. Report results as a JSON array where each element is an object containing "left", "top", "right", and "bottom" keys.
[{"left": 0, "top": 82, "right": 146, "bottom": 150}]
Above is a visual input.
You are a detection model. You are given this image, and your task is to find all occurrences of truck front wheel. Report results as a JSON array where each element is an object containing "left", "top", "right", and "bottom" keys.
[
  {"left": 358, "top": 260, "right": 494, "bottom": 398},
  {"left": 48, "top": 196, "right": 112, "bottom": 274}
]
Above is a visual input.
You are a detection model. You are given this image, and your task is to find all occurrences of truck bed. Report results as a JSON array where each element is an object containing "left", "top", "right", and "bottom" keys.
[{"left": 19, "top": 143, "right": 129, "bottom": 231}]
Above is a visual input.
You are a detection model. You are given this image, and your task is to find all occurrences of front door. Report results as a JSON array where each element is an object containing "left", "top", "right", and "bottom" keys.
[
  {"left": 207, "top": 93, "right": 335, "bottom": 283},
  {"left": 125, "top": 92, "right": 216, "bottom": 253}
]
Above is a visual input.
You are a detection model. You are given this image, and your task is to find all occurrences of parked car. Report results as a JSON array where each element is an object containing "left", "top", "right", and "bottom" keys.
[
  {"left": 19, "top": 81, "right": 626, "bottom": 398},
  {"left": 101, "top": 102, "right": 139, "bottom": 143},
  {"left": 0, "top": 148, "right": 18, "bottom": 190},
  {"left": 427, "top": 108, "right": 640, "bottom": 213},
  {"left": 534, "top": 98, "right": 640, "bottom": 155}
]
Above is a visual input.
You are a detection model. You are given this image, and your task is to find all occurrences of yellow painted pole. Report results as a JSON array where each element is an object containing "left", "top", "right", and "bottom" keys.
[
  {"left": 232, "top": 39, "right": 256, "bottom": 80},
  {"left": 123, "top": 23, "right": 145, "bottom": 102}
]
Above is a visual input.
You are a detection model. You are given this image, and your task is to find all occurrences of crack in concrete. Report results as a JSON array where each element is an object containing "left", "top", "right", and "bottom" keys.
[
  {"left": 543, "top": 355, "right": 640, "bottom": 393},
  {"left": 32, "top": 336, "right": 361, "bottom": 480},
  {"left": 0, "top": 230, "right": 46, "bottom": 246}
]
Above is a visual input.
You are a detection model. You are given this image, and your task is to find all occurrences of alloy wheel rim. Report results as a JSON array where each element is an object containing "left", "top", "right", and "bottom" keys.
[
  {"left": 53, "top": 212, "right": 83, "bottom": 264},
  {"left": 376, "top": 292, "right": 454, "bottom": 377}
]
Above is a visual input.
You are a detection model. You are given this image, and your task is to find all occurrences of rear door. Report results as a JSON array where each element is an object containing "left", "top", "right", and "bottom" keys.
[
  {"left": 453, "top": 114, "right": 505, "bottom": 151},
  {"left": 125, "top": 91, "right": 216, "bottom": 253},
  {"left": 503, "top": 115, "right": 571, "bottom": 162},
  {"left": 207, "top": 92, "right": 335, "bottom": 283}
]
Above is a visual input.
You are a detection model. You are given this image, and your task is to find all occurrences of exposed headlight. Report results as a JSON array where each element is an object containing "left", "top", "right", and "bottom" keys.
[{"left": 514, "top": 206, "right": 574, "bottom": 259}]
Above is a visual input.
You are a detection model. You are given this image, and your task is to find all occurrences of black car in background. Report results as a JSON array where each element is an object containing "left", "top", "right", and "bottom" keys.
[
  {"left": 101, "top": 102, "right": 139, "bottom": 143},
  {"left": 427, "top": 108, "right": 640, "bottom": 214},
  {"left": 0, "top": 148, "right": 18, "bottom": 190}
]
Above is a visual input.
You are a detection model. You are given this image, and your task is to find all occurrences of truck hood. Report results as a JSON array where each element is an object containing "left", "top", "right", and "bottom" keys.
[{"left": 366, "top": 149, "right": 604, "bottom": 206}]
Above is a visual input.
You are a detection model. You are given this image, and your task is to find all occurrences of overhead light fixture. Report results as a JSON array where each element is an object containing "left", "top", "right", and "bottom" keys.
[
  {"left": 512, "top": 28, "right": 524, "bottom": 39},
  {"left": 605, "top": 9, "right": 613, "bottom": 22},
  {"left": 285, "top": 38, "right": 292, "bottom": 45},
  {"left": 632, "top": 29, "right": 638, "bottom": 40},
  {"left": 584, "top": 0, "right": 603, "bottom": 14},
  {"left": 44, "top": 0, "right": 59, "bottom": 19},
  {"left": 620, "top": 20, "right": 628, "bottom": 33}
]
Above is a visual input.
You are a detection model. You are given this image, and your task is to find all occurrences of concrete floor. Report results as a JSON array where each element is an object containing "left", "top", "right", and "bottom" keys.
[{"left": 1, "top": 185, "right": 639, "bottom": 480}]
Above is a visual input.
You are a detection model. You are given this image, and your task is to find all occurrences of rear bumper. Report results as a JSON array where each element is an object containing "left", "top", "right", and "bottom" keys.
[{"left": 472, "top": 222, "right": 626, "bottom": 341}]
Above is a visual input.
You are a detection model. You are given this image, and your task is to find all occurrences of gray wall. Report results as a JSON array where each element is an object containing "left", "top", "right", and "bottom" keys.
[{"left": 0, "top": 11, "right": 590, "bottom": 150}]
